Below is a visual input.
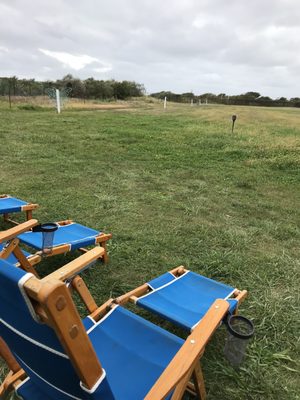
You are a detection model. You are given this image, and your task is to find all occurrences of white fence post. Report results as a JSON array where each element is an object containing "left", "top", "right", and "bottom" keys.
[{"left": 56, "top": 89, "right": 61, "bottom": 114}]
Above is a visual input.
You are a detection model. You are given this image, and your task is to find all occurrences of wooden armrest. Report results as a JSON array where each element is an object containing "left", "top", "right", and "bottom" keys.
[
  {"left": 0, "top": 219, "right": 39, "bottom": 243},
  {"left": 42, "top": 247, "right": 104, "bottom": 282},
  {"left": 145, "top": 299, "right": 229, "bottom": 400}
]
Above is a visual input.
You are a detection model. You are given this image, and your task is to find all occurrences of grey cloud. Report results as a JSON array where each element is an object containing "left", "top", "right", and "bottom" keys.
[{"left": 0, "top": 0, "right": 299, "bottom": 97}]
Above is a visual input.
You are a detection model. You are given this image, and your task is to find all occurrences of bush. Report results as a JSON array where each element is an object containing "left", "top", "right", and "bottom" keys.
[{"left": 18, "top": 104, "right": 44, "bottom": 111}]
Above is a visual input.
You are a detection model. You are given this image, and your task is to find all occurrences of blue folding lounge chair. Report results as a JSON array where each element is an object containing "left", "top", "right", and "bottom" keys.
[
  {"left": 0, "top": 219, "right": 111, "bottom": 278},
  {"left": 0, "top": 248, "right": 229, "bottom": 400},
  {"left": 0, "top": 195, "right": 38, "bottom": 224},
  {"left": 116, "top": 266, "right": 247, "bottom": 332},
  {"left": 18, "top": 219, "right": 112, "bottom": 263}
]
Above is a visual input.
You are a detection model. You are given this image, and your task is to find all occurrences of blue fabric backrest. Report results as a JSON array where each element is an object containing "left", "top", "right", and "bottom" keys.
[{"left": 0, "top": 259, "right": 113, "bottom": 400}]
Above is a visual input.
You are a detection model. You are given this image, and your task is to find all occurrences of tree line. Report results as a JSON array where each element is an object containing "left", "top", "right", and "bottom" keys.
[
  {"left": 0, "top": 75, "right": 145, "bottom": 100},
  {"left": 1, "top": 75, "right": 298, "bottom": 107},
  {"left": 151, "top": 91, "right": 300, "bottom": 107}
]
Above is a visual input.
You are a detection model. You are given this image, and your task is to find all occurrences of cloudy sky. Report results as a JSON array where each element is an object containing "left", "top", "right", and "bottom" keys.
[{"left": 0, "top": 0, "right": 299, "bottom": 98}]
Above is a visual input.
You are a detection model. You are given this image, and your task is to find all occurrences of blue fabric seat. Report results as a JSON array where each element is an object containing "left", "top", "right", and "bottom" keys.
[
  {"left": 136, "top": 271, "right": 238, "bottom": 331},
  {"left": 87, "top": 306, "right": 182, "bottom": 400},
  {"left": 0, "top": 196, "right": 28, "bottom": 214},
  {"left": 17, "top": 378, "right": 52, "bottom": 400},
  {"left": 0, "top": 243, "right": 32, "bottom": 266},
  {"left": 0, "top": 259, "right": 183, "bottom": 400},
  {"left": 18, "top": 223, "right": 103, "bottom": 251}
]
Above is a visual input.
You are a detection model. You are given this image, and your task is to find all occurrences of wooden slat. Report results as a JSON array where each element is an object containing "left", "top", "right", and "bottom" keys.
[
  {"left": 95, "top": 234, "right": 112, "bottom": 263},
  {"left": 56, "top": 220, "right": 73, "bottom": 226},
  {"left": 21, "top": 203, "right": 39, "bottom": 211},
  {"left": 71, "top": 276, "right": 98, "bottom": 313},
  {"left": 115, "top": 283, "right": 149, "bottom": 305},
  {"left": 41, "top": 247, "right": 104, "bottom": 282},
  {"left": 27, "top": 254, "right": 42, "bottom": 266},
  {"left": 144, "top": 299, "right": 229, "bottom": 400},
  {"left": 89, "top": 298, "right": 115, "bottom": 321},
  {"left": 0, "top": 219, "right": 38, "bottom": 243},
  {"left": 170, "top": 266, "right": 187, "bottom": 276},
  {"left": 0, "top": 238, "right": 19, "bottom": 259},
  {"left": 235, "top": 289, "right": 248, "bottom": 303},
  {"left": 0, "top": 369, "right": 26, "bottom": 399},
  {"left": 95, "top": 233, "right": 112, "bottom": 243},
  {"left": 12, "top": 246, "right": 39, "bottom": 276},
  {"left": 39, "top": 243, "right": 71, "bottom": 257}
]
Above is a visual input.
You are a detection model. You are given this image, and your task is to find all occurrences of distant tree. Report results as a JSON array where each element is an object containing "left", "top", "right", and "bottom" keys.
[
  {"left": 56, "top": 75, "right": 85, "bottom": 98},
  {"left": 1, "top": 74, "right": 297, "bottom": 108},
  {"left": 245, "top": 91, "right": 261, "bottom": 99},
  {"left": 290, "top": 97, "right": 300, "bottom": 107},
  {"left": 112, "top": 80, "right": 144, "bottom": 100},
  {"left": 256, "top": 96, "right": 273, "bottom": 106}
]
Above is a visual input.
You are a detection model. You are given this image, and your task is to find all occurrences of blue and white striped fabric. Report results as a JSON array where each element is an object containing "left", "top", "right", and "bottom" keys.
[
  {"left": 0, "top": 259, "right": 183, "bottom": 399},
  {"left": 0, "top": 196, "right": 28, "bottom": 214},
  {"left": 18, "top": 223, "right": 102, "bottom": 251},
  {"left": 16, "top": 377, "right": 52, "bottom": 400},
  {"left": 137, "top": 271, "right": 238, "bottom": 331},
  {"left": 0, "top": 258, "right": 113, "bottom": 399}
]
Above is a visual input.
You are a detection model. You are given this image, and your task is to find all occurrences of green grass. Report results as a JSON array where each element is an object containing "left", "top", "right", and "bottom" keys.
[{"left": 0, "top": 100, "right": 299, "bottom": 399}]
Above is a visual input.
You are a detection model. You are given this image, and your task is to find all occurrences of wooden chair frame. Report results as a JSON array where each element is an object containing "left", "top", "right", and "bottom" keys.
[
  {"left": 0, "top": 248, "right": 230, "bottom": 400},
  {"left": 0, "top": 194, "right": 38, "bottom": 225}
]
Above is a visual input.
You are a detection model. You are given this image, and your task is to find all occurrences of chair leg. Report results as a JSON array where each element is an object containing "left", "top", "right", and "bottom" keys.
[
  {"left": 0, "top": 337, "right": 26, "bottom": 399},
  {"left": 26, "top": 210, "right": 33, "bottom": 220},
  {"left": 12, "top": 247, "right": 39, "bottom": 276},
  {"left": 71, "top": 276, "right": 98, "bottom": 313},
  {"left": 0, "top": 369, "right": 26, "bottom": 399},
  {"left": 192, "top": 362, "right": 206, "bottom": 400},
  {"left": 171, "top": 370, "right": 192, "bottom": 400},
  {"left": 0, "top": 337, "right": 20, "bottom": 373},
  {"left": 100, "top": 242, "right": 109, "bottom": 263},
  {"left": 0, "top": 371, "right": 14, "bottom": 400},
  {"left": 171, "top": 362, "right": 205, "bottom": 400}
]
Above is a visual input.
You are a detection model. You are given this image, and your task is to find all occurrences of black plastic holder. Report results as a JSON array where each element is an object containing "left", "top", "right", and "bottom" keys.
[
  {"left": 224, "top": 315, "right": 254, "bottom": 367},
  {"left": 32, "top": 223, "right": 58, "bottom": 254}
]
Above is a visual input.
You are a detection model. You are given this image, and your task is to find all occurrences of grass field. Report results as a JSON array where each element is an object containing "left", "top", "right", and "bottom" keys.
[{"left": 0, "top": 99, "right": 299, "bottom": 399}]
